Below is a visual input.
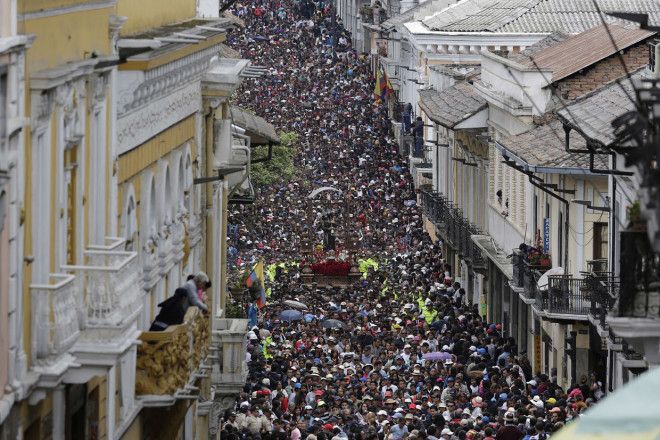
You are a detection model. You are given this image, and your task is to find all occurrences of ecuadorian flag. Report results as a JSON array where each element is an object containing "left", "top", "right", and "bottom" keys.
[
  {"left": 374, "top": 70, "right": 393, "bottom": 104},
  {"left": 246, "top": 261, "right": 267, "bottom": 309}
]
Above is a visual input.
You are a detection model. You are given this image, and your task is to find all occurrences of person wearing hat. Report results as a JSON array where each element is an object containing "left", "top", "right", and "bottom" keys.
[{"left": 498, "top": 410, "right": 523, "bottom": 440}]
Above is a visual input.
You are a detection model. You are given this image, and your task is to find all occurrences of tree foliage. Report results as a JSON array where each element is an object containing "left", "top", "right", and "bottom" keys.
[{"left": 251, "top": 131, "right": 298, "bottom": 186}]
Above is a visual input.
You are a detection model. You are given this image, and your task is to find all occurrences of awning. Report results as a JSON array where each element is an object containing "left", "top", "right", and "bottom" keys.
[
  {"left": 230, "top": 106, "right": 280, "bottom": 145},
  {"left": 471, "top": 235, "right": 513, "bottom": 280}
]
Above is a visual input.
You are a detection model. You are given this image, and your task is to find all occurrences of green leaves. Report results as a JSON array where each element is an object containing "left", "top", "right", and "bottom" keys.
[{"left": 251, "top": 131, "right": 298, "bottom": 186}]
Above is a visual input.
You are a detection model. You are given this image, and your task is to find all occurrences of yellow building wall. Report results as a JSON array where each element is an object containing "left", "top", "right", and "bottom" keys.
[
  {"left": 19, "top": 6, "right": 112, "bottom": 72},
  {"left": 117, "top": 116, "right": 195, "bottom": 183},
  {"left": 117, "top": 0, "right": 196, "bottom": 36},
  {"left": 20, "top": 0, "right": 103, "bottom": 13}
]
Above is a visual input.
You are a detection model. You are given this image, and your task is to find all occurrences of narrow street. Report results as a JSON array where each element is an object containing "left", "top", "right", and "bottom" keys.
[{"left": 220, "top": 2, "right": 576, "bottom": 440}]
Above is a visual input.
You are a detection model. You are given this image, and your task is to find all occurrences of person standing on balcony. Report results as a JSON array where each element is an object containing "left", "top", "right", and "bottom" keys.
[
  {"left": 148, "top": 288, "right": 188, "bottom": 331},
  {"left": 183, "top": 272, "right": 210, "bottom": 313}
]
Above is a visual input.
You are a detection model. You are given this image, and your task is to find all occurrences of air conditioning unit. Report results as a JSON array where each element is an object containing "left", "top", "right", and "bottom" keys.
[{"left": 213, "top": 119, "right": 250, "bottom": 169}]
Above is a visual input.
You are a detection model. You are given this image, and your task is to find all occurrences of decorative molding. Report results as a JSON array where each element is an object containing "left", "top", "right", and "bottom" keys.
[
  {"left": 18, "top": 0, "right": 116, "bottom": 21},
  {"left": 109, "top": 15, "right": 128, "bottom": 56},
  {"left": 117, "top": 82, "right": 201, "bottom": 154},
  {"left": 117, "top": 44, "right": 220, "bottom": 116}
]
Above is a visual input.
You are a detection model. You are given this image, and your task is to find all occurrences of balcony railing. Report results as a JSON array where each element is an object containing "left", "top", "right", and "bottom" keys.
[
  {"left": 30, "top": 274, "right": 81, "bottom": 365},
  {"left": 544, "top": 275, "right": 591, "bottom": 317},
  {"left": 420, "top": 189, "right": 486, "bottom": 269},
  {"left": 512, "top": 249, "right": 525, "bottom": 288},
  {"left": 587, "top": 273, "right": 619, "bottom": 328},
  {"left": 618, "top": 230, "right": 660, "bottom": 319},
  {"left": 523, "top": 264, "right": 542, "bottom": 304},
  {"left": 63, "top": 247, "right": 142, "bottom": 328},
  {"left": 136, "top": 307, "right": 209, "bottom": 396}
]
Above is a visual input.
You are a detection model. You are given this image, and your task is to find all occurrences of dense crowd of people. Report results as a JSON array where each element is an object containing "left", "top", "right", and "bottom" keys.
[{"left": 220, "top": 1, "right": 604, "bottom": 439}]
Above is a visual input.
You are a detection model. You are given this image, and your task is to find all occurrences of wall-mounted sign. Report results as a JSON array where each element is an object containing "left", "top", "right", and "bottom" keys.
[{"left": 543, "top": 218, "right": 550, "bottom": 253}]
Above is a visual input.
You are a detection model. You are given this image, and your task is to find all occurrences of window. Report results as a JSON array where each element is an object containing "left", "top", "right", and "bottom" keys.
[{"left": 593, "top": 222, "right": 609, "bottom": 260}]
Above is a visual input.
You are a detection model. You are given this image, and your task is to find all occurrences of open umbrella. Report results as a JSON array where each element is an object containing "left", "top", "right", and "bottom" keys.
[
  {"left": 550, "top": 368, "right": 660, "bottom": 440},
  {"left": 321, "top": 319, "right": 344, "bottom": 329},
  {"left": 422, "top": 352, "right": 453, "bottom": 361},
  {"left": 284, "top": 299, "right": 308, "bottom": 310},
  {"left": 304, "top": 313, "right": 316, "bottom": 323},
  {"left": 279, "top": 309, "right": 303, "bottom": 322},
  {"left": 537, "top": 267, "right": 564, "bottom": 291},
  {"left": 307, "top": 186, "right": 343, "bottom": 199}
]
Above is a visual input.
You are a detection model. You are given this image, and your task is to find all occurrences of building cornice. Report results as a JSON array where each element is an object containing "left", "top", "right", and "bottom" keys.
[
  {"left": 18, "top": 0, "right": 116, "bottom": 21},
  {"left": 119, "top": 32, "right": 226, "bottom": 71}
]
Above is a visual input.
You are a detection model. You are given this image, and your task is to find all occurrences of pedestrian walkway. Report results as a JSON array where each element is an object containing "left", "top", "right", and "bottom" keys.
[{"left": 220, "top": 2, "right": 602, "bottom": 439}]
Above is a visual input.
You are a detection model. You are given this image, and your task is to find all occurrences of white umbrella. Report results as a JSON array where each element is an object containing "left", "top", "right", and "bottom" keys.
[
  {"left": 307, "top": 186, "right": 343, "bottom": 199},
  {"left": 537, "top": 267, "right": 564, "bottom": 291},
  {"left": 283, "top": 299, "right": 308, "bottom": 310}
]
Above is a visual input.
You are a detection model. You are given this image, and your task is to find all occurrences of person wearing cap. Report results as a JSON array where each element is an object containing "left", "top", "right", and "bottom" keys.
[{"left": 389, "top": 413, "right": 408, "bottom": 440}]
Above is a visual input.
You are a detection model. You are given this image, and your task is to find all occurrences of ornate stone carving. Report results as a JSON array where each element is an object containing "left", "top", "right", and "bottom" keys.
[
  {"left": 117, "top": 82, "right": 202, "bottom": 154},
  {"left": 31, "top": 90, "right": 54, "bottom": 127},
  {"left": 135, "top": 306, "right": 209, "bottom": 395},
  {"left": 109, "top": 15, "right": 128, "bottom": 56}
]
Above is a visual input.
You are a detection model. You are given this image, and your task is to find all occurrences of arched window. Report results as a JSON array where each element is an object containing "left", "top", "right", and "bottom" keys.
[
  {"left": 122, "top": 185, "right": 137, "bottom": 251},
  {"left": 163, "top": 165, "right": 173, "bottom": 223}
]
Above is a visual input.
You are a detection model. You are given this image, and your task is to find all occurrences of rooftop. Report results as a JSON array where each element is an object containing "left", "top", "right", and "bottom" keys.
[
  {"left": 420, "top": 0, "right": 660, "bottom": 34},
  {"left": 512, "top": 24, "right": 654, "bottom": 83},
  {"left": 381, "top": 0, "right": 455, "bottom": 30},
  {"left": 557, "top": 68, "right": 647, "bottom": 148},
  {"left": 119, "top": 18, "right": 234, "bottom": 63},
  {"left": 496, "top": 117, "right": 608, "bottom": 170},
  {"left": 429, "top": 63, "right": 481, "bottom": 79},
  {"left": 418, "top": 80, "right": 487, "bottom": 128}
]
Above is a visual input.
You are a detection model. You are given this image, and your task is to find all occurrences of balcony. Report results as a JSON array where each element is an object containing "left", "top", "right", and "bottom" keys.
[
  {"left": 211, "top": 318, "right": 249, "bottom": 404},
  {"left": 542, "top": 275, "right": 592, "bottom": 319},
  {"left": 587, "top": 273, "right": 619, "bottom": 331},
  {"left": 30, "top": 274, "right": 81, "bottom": 371},
  {"left": 511, "top": 249, "right": 525, "bottom": 289},
  {"left": 63, "top": 244, "right": 142, "bottom": 329},
  {"left": 135, "top": 307, "right": 209, "bottom": 400},
  {"left": 523, "top": 264, "right": 542, "bottom": 305},
  {"left": 605, "top": 231, "right": 660, "bottom": 339},
  {"left": 420, "top": 189, "right": 487, "bottom": 271}
]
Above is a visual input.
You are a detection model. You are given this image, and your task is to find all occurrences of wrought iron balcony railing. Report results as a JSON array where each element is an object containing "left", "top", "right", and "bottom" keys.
[
  {"left": 587, "top": 273, "right": 619, "bottom": 328},
  {"left": 618, "top": 230, "right": 660, "bottom": 319},
  {"left": 420, "top": 189, "right": 486, "bottom": 269},
  {"left": 512, "top": 249, "right": 525, "bottom": 288},
  {"left": 544, "top": 275, "right": 592, "bottom": 317}
]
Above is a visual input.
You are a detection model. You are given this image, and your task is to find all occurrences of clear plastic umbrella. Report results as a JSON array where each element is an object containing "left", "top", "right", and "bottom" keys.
[{"left": 537, "top": 267, "right": 564, "bottom": 291}]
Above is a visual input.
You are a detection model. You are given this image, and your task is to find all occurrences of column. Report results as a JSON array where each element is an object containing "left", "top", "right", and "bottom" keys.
[{"left": 53, "top": 385, "right": 66, "bottom": 440}]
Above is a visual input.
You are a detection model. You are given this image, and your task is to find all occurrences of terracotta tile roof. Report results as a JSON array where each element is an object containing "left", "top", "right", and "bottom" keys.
[
  {"left": 496, "top": 117, "right": 608, "bottom": 169},
  {"left": 513, "top": 24, "right": 654, "bottom": 83},
  {"left": 557, "top": 69, "right": 647, "bottom": 148},
  {"left": 418, "top": 81, "right": 487, "bottom": 128}
]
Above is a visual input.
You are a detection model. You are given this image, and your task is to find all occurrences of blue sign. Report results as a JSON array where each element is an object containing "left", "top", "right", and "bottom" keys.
[{"left": 543, "top": 218, "right": 550, "bottom": 253}]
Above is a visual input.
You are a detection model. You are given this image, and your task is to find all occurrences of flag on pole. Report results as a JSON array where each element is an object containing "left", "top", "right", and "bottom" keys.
[
  {"left": 374, "top": 70, "right": 383, "bottom": 103},
  {"left": 383, "top": 71, "right": 393, "bottom": 99},
  {"left": 246, "top": 261, "right": 267, "bottom": 309}
]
